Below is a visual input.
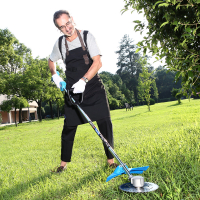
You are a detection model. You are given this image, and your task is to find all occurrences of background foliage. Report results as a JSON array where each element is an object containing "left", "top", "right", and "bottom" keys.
[
  {"left": 122, "top": 0, "right": 200, "bottom": 96},
  {"left": 0, "top": 26, "right": 189, "bottom": 120}
]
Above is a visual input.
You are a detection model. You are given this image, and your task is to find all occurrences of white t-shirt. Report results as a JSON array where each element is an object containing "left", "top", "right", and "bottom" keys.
[{"left": 50, "top": 30, "right": 101, "bottom": 63}]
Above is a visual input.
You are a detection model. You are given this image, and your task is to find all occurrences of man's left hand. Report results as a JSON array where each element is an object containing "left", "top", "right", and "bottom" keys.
[{"left": 71, "top": 79, "right": 86, "bottom": 93}]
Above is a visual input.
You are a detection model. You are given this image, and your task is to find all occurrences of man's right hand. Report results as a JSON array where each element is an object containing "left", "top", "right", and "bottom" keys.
[{"left": 52, "top": 73, "right": 66, "bottom": 91}]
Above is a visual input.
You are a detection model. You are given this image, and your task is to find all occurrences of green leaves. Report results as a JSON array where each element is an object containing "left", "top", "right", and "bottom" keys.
[
  {"left": 123, "top": 0, "right": 200, "bottom": 94},
  {"left": 160, "top": 21, "right": 169, "bottom": 28},
  {"left": 137, "top": 65, "right": 156, "bottom": 111},
  {"left": 158, "top": 3, "right": 169, "bottom": 7},
  {"left": 188, "top": 71, "right": 194, "bottom": 79},
  {"left": 135, "top": 48, "right": 141, "bottom": 53}
]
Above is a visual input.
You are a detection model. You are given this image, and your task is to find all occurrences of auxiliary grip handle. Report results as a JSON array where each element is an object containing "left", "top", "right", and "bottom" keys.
[{"left": 67, "top": 88, "right": 84, "bottom": 105}]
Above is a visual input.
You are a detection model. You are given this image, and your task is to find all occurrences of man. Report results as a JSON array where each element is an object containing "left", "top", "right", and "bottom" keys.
[{"left": 49, "top": 10, "right": 117, "bottom": 172}]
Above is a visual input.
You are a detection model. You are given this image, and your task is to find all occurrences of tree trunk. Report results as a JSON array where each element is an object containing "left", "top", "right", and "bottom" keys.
[
  {"left": 19, "top": 108, "right": 22, "bottom": 123},
  {"left": 37, "top": 99, "right": 42, "bottom": 122},
  {"left": 15, "top": 108, "right": 17, "bottom": 127},
  {"left": 49, "top": 100, "right": 54, "bottom": 119}
]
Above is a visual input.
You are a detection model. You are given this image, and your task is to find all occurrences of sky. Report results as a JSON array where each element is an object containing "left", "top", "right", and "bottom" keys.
[{"left": 0, "top": 0, "right": 164, "bottom": 74}]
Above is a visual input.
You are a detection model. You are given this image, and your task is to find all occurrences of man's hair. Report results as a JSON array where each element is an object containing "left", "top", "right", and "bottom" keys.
[{"left": 53, "top": 10, "right": 71, "bottom": 28}]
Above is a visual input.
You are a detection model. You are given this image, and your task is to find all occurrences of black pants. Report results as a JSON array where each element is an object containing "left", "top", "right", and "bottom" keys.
[{"left": 61, "top": 117, "right": 114, "bottom": 162}]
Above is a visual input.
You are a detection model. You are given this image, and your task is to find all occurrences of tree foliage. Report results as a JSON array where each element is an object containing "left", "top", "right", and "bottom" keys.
[
  {"left": 100, "top": 71, "right": 131, "bottom": 109},
  {"left": 115, "top": 34, "right": 152, "bottom": 104},
  {"left": 0, "top": 28, "right": 65, "bottom": 123},
  {"left": 154, "top": 66, "right": 182, "bottom": 99},
  {"left": 138, "top": 66, "right": 157, "bottom": 111},
  {"left": 152, "top": 80, "right": 159, "bottom": 102},
  {"left": 0, "top": 95, "right": 29, "bottom": 126},
  {"left": 171, "top": 88, "right": 183, "bottom": 104},
  {"left": 122, "top": 0, "right": 200, "bottom": 95}
]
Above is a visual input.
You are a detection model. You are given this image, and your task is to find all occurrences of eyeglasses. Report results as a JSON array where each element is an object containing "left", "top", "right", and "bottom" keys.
[{"left": 59, "top": 19, "right": 72, "bottom": 30}]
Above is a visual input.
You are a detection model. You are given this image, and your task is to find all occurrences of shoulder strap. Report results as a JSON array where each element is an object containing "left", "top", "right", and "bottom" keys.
[
  {"left": 76, "top": 29, "right": 86, "bottom": 51},
  {"left": 83, "top": 31, "right": 88, "bottom": 50},
  {"left": 58, "top": 31, "right": 89, "bottom": 60},
  {"left": 58, "top": 35, "right": 64, "bottom": 60},
  {"left": 83, "top": 30, "right": 92, "bottom": 60}
]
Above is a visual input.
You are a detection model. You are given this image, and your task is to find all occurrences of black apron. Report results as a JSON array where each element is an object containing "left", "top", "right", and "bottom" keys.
[{"left": 64, "top": 30, "right": 110, "bottom": 126}]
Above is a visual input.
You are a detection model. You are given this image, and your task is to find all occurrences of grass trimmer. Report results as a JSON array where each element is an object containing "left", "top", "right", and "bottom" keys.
[{"left": 64, "top": 87, "right": 159, "bottom": 193}]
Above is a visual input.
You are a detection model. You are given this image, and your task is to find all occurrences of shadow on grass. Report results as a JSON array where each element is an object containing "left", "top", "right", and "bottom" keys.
[
  {"left": 192, "top": 98, "right": 200, "bottom": 100},
  {"left": 0, "top": 125, "right": 17, "bottom": 131},
  {"left": 167, "top": 103, "right": 182, "bottom": 107},
  {"left": 0, "top": 126, "right": 8, "bottom": 131},
  {"left": 0, "top": 166, "right": 110, "bottom": 200},
  {"left": 45, "top": 166, "right": 111, "bottom": 199},
  {"left": 43, "top": 117, "right": 64, "bottom": 121},
  {"left": 1, "top": 155, "right": 198, "bottom": 199},
  {"left": 0, "top": 172, "right": 53, "bottom": 200},
  {"left": 113, "top": 112, "right": 149, "bottom": 122}
]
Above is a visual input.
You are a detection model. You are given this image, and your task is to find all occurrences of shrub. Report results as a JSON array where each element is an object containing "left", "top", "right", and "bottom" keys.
[
  {"left": 171, "top": 88, "right": 183, "bottom": 104},
  {"left": 149, "top": 98, "right": 155, "bottom": 105}
]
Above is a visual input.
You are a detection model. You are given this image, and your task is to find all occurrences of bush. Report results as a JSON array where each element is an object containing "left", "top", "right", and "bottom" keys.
[
  {"left": 109, "top": 98, "right": 120, "bottom": 110},
  {"left": 171, "top": 88, "right": 183, "bottom": 104},
  {"left": 149, "top": 98, "right": 155, "bottom": 105},
  {"left": 144, "top": 98, "right": 155, "bottom": 105}
]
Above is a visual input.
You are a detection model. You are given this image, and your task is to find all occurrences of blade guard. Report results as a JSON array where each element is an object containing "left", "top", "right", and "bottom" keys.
[{"left": 106, "top": 165, "right": 149, "bottom": 182}]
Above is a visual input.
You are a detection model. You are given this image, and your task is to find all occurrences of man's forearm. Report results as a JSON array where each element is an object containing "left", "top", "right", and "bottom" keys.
[
  {"left": 83, "top": 55, "right": 102, "bottom": 81},
  {"left": 48, "top": 59, "right": 56, "bottom": 76}
]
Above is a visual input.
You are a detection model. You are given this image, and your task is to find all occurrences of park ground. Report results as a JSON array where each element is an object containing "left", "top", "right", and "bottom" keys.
[{"left": 0, "top": 99, "right": 200, "bottom": 200}]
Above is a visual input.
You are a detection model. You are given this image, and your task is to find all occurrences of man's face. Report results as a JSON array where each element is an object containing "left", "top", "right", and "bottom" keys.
[{"left": 56, "top": 14, "right": 75, "bottom": 37}]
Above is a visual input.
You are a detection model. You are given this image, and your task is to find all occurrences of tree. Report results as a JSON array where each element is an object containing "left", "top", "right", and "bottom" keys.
[
  {"left": 138, "top": 66, "right": 156, "bottom": 111},
  {"left": 0, "top": 29, "right": 16, "bottom": 67},
  {"left": 137, "top": 77, "right": 146, "bottom": 104},
  {"left": 116, "top": 35, "right": 144, "bottom": 104},
  {"left": 116, "top": 35, "right": 141, "bottom": 76},
  {"left": 152, "top": 80, "right": 159, "bottom": 102},
  {"left": 122, "top": 0, "right": 200, "bottom": 96},
  {"left": 0, "top": 96, "right": 29, "bottom": 126},
  {"left": 100, "top": 71, "right": 134, "bottom": 109},
  {"left": 171, "top": 88, "right": 183, "bottom": 104},
  {"left": 154, "top": 66, "right": 181, "bottom": 100},
  {"left": 0, "top": 29, "right": 32, "bottom": 123},
  {"left": 121, "top": 84, "right": 135, "bottom": 105},
  {"left": 23, "top": 58, "right": 52, "bottom": 121},
  {"left": 0, "top": 29, "right": 64, "bottom": 122},
  {"left": 23, "top": 58, "right": 65, "bottom": 121}
]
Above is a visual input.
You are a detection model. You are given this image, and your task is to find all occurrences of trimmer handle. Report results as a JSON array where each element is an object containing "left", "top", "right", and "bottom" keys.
[{"left": 66, "top": 88, "right": 84, "bottom": 105}]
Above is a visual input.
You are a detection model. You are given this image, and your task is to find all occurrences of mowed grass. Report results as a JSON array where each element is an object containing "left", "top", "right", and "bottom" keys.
[{"left": 0, "top": 99, "right": 200, "bottom": 200}]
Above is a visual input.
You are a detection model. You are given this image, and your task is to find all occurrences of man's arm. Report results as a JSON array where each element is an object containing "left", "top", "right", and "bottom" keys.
[
  {"left": 49, "top": 58, "right": 65, "bottom": 90},
  {"left": 81, "top": 55, "right": 102, "bottom": 81},
  {"left": 48, "top": 59, "right": 57, "bottom": 76}
]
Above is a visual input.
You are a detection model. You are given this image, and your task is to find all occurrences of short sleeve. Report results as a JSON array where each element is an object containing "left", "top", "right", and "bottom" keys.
[{"left": 86, "top": 32, "right": 102, "bottom": 58}]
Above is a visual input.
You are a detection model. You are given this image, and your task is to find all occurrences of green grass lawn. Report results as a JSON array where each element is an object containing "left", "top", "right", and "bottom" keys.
[{"left": 0, "top": 99, "right": 200, "bottom": 200}]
